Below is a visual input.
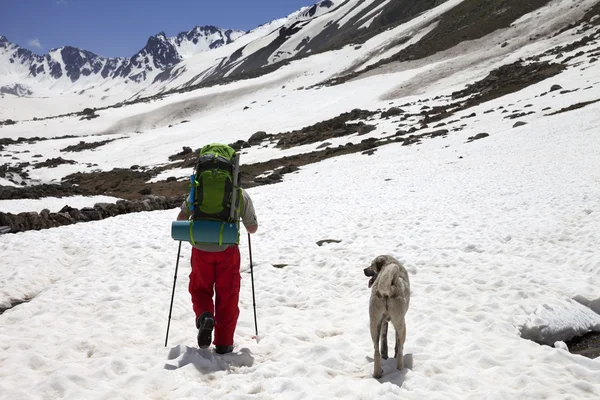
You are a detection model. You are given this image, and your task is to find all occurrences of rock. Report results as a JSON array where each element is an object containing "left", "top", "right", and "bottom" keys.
[
  {"left": 381, "top": 107, "right": 404, "bottom": 118},
  {"left": 513, "top": 121, "right": 528, "bottom": 128},
  {"left": 58, "top": 205, "right": 76, "bottom": 214},
  {"left": 550, "top": 84, "right": 563, "bottom": 92},
  {"left": 248, "top": 131, "right": 269, "bottom": 145},
  {"left": 316, "top": 239, "right": 342, "bottom": 246},
  {"left": 317, "top": 142, "right": 332, "bottom": 149},
  {"left": 139, "top": 187, "right": 152, "bottom": 195},
  {"left": 166, "top": 176, "right": 177, "bottom": 182},
  {"left": 33, "top": 157, "right": 77, "bottom": 169},
  {"left": 61, "top": 139, "right": 115, "bottom": 153},
  {"left": 268, "top": 172, "right": 283, "bottom": 181},
  {"left": 50, "top": 212, "right": 74, "bottom": 226},
  {"left": 357, "top": 124, "right": 377, "bottom": 135},
  {"left": 278, "top": 165, "right": 299, "bottom": 174},
  {"left": 80, "top": 207, "right": 102, "bottom": 221},
  {"left": 229, "top": 140, "right": 250, "bottom": 151},
  {"left": 467, "top": 133, "right": 490, "bottom": 143}
]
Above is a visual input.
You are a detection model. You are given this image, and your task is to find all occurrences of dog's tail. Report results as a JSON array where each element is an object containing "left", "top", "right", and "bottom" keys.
[{"left": 374, "top": 263, "right": 401, "bottom": 298}]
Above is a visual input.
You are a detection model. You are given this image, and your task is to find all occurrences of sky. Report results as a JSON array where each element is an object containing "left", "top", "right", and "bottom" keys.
[{"left": 0, "top": 0, "right": 315, "bottom": 58}]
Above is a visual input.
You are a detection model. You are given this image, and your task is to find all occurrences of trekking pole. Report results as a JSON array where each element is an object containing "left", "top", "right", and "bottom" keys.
[
  {"left": 248, "top": 233, "right": 259, "bottom": 341},
  {"left": 165, "top": 240, "right": 182, "bottom": 347}
]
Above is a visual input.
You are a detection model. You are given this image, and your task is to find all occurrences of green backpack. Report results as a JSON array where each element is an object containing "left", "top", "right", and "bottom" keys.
[{"left": 190, "top": 143, "right": 241, "bottom": 223}]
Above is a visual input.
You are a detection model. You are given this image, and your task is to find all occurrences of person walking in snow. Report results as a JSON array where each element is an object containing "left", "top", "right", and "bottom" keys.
[{"left": 177, "top": 144, "right": 258, "bottom": 354}]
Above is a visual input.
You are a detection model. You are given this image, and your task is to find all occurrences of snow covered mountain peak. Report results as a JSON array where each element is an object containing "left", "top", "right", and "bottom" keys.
[{"left": 0, "top": 25, "right": 243, "bottom": 96}]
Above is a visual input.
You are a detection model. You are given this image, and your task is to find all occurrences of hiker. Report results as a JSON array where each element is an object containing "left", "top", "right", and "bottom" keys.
[{"left": 176, "top": 144, "right": 258, "bottom": 354}]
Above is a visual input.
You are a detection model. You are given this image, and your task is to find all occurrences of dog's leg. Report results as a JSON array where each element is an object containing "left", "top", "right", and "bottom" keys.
[
  {"left": 392, "top": 317, "right": 406, "bottom": 371},
  {"left": 380, "top": 321, "right": 388, "bottom": 360},
  {"left": 371, "top": 318, "right": 384, "bottom": 379}
]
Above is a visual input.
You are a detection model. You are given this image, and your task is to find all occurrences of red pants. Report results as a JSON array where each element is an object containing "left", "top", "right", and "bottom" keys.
[{"left": 188, "top": 246, "right": 241, "bottom": 346}]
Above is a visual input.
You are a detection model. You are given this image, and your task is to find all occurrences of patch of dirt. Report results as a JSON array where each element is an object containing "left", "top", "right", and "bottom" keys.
[
  {"left": 61, "top": 168, "right": 188, "bottom": 201},
  {"left": 317, "top": 239, "right": 342, "bottom": 246},
  {"left": 0, "top": 135, "right": 80, "bottom": 150},
  {"left": 451, "top": 61, "right": 567, "bottom": 107},
  {"left": 565, "top": 332, "right": 600, "bottom": 359},
  {"left": 33, "top": 157, "right": 77, "bottom": 169},
  {"left": 0, "top": 162, "right": 30, "bottom": 183},
  {"left": 547, "top": 98, "right": 600, "bottom": 115},
  {"left": 272, "top": 109, "right": 377, "bottom": 149},
  {"left": 556, "top": 2, "right": 600, "bottom": 36},
  {"left": 0, "top": 119, "right": 17, "bottom": 126},
  {"left": 60, "top": 139, "right": 119, "bottom": 153},
  {"left": 324, "top": 0, "right": 555, "bottom": 86},
  {"left": 544, "top": 33, "right": 600, "bottom": 60},
  {"left": 466, "top": 133, "right": 489, "bottom": 143}
]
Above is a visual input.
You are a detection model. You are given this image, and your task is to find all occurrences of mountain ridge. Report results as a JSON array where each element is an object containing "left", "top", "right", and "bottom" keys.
[{"left": 0, "top": 25, "right": 245, "bottom": 92}]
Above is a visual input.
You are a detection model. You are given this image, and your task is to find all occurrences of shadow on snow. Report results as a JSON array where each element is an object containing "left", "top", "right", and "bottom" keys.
[
  {"left": 366, "top": 353, "right": 413, "bottom": 386},
  {"left": 164, "top": 344, "right": 255, "bottom": 374}
]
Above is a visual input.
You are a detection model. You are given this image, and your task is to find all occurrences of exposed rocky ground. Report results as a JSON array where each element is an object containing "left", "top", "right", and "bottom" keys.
[
  {"left": 0, "top": 195, "right": 184, "bottom": 234},
  {"left": 1, "top": 2, "right": 600, "bottom": 358},
  {"left": 60, "top": 138, "right": 119, "bottom": 152},
  {"left": 565, "top": 332, "right": 600, "bottom": 359},
  {"left": 451, "top": 61, "right": 567, "bottom": 107},
  {"left": 1, "top": 3, "right": 599, "bottom": 236},
  {"left": 2, "top": 37, "right": 599, "bottom": 235},
  {"left": 324, "top": 0, "right": 556, "bottom": 86}
]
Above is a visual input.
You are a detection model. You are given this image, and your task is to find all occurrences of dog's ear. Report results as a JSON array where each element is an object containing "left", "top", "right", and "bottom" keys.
[{"left": 375, "top": 256, "right": 387, "bottom": 269}]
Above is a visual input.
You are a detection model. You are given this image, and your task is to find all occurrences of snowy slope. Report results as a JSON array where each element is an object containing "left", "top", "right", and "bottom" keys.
[
  {"left": 1, "top": 0, "right": 600, "bottom": 398},
  {"left": 142, "top": 0, "right": 452, "bottom": 94},
  {"left": 0, "top": 0, "right": 453, "bottom": 117},
  {"left": 1, "top": 0, "right": 597, "bottom": 177},
  {"left": 1, "top": 92, "right": 599, "bottom": 400}
]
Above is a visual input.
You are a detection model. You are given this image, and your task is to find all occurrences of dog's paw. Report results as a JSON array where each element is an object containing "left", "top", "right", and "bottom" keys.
[
  {"left": 373, "top": 368, "right": 384, "bottom": 379},
  {"left": 396, "top": 358, "right": 404, "bottom": 371},
  {"left": 381, "top": 352, "right": 388, "bottom": 360}
]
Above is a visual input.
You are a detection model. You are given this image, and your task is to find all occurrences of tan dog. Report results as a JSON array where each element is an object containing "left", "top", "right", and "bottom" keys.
[{"left": 364, "top": 255, "right": 410, "bottom": 378}]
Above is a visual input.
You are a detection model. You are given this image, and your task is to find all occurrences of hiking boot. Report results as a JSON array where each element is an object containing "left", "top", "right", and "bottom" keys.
[
  {"left": 215, "top": 345, "right": 234, "bottom": 354},
  {"left": 196, "top": 312, "right": 214, "bottom": 349}
]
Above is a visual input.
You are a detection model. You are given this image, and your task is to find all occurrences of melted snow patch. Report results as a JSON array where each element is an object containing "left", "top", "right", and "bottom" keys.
[{"left": 520, "top": 298, "right": 600, "bottom": 346}]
